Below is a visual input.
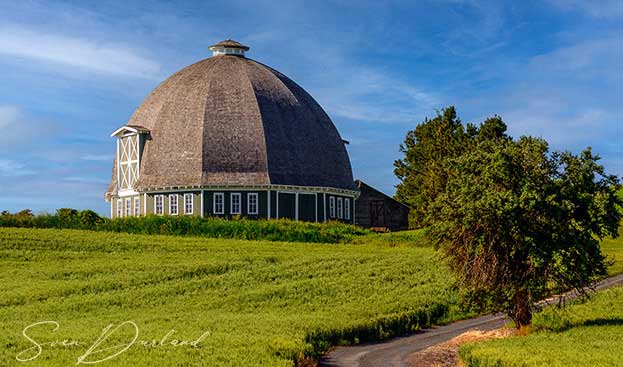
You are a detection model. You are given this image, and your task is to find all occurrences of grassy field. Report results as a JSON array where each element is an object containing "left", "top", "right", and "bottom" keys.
[
  {"left": 601, "top": 236, "right": 623, "bottom": 275},
  {"left": 2, "top": 227, "right": 622, "bottom": 366},
  {"left": 0, "top": 227, "right": 460, "bottom": 366},
  {"left": 460, "top": 285, "right": 623, "bottom": 367}
]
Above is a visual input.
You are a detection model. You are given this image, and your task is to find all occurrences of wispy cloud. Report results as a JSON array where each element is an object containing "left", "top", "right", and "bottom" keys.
[
  {"left": 82, "top": 154, "right": 114, "bottom": 162},
  {"left": 0, "top": 159, "right": 36, "bottom": 177},
  {"left": 0, "top": 105, "right": 19, "bottom": 129},
  {"left": 0, "top": 26, "right": 161, "bottom": 78},
  {"left": 548, "top": 0, "right": 623, "bottom": 19}
]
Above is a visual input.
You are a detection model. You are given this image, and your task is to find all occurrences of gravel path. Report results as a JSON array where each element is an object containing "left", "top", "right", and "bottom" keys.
[{"left": 319, "top": 273, "right": 623, "bottom": 367}]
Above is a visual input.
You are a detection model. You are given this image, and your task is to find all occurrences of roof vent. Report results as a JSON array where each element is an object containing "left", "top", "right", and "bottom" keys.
[{"left": 209, "top": 39, "right": 249, "bottom": 57}]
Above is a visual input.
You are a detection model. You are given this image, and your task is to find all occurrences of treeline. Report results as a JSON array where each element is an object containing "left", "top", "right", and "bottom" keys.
[{"left": 0, "top": 209, "right": 370, "bottom": 244}]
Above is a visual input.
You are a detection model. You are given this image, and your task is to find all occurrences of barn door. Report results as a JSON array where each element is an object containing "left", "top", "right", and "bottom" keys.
[{"left": 369, "top": 200, "right": 386, "bottom": 227}]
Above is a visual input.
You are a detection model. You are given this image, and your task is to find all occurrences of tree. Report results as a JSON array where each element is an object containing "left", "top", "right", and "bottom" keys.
[
  {"left": 394, "top": 107, "right": 467, "bottom": 228},
  {"left": 394, "top": 107, "right": 510, "bottom": 228},
  {"left": 427, "top": 136, "right": 621, "bottom": 327}
]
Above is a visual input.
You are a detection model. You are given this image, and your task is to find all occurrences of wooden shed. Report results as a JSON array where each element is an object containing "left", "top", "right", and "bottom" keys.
[{"left": 354, "top": 180, "right": 409, "bottom": 231}]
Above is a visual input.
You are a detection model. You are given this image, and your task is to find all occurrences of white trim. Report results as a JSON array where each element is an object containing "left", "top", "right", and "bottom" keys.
[
  {"left": 110, "top": 200, "right": 113, "bottom": 219},
  {"left": 140, "top": 184, "right": 359, "bottom": 198},
  {"left": 154, "top": 195, "right": 165, "bottom": 215},
  {"left": 169, "top": 194, "right": 179, "bottom": 215},
  {"left": 323, "top": 193, "right": 327, "bottom": 222},
  {"left": 184, "top": 193, "right": 194, "bottom": 215},
  {"left": 213, "top": 193, "right": 224, "bottom": 214},
  {"left": 276, "top": 191, "right": 280, "bottom": 219},
  {"left": 143, "top": 193, "right": 147, "bottom": 216},
  {"left": 337, "top": 197, "right": 343, "bottom": 219},
  {"left": 134, "top": 196, "right": 140, "bottom": 217},
  {"left": 267, "top": 191, "right": 271, "bottom": 219},
  {"left": 110, "top": 126, "right": 149, "bottom": 137},
  {"left": 314, "top": 192, "right": 318, "bottom": 222},
  {"left": 353, "top": 198, "right": 356, "bottom": 224},
  {"left": 200, "top": 190, "right": 204, "bottom": 218},
  {"left": 248, "top": 193, "right": 259, "bottom": 215},
  {"left": 116, "top": 199, "right": 122, "bottom": 218},
  {"left": 329, "top": 196, "right": 336, "bottom": 219},
  {"left": 117, "top": 189, "right": 140, "bottom": 197},
  {"left": 125, "top": 197, "right": 132, "bottom": 217},
  {"left": 230, "top": 193, "right": 241, "bottom": 215},
  {"left": 344, "top": 198, "right": 351, "bottom": 221},
  {"left": 295, "top": 192, "right": 299, "bottom": 221},
  {"left": 116, "top": 139, "right": 120, "bottom": 192},
  {"left": 136, "top": 133, "right": 140, "bottom": 178}
]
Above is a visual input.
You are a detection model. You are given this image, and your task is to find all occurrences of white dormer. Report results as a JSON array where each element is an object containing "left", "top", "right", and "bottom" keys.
[{"left": 110, "top": 125, "right": 150, "bottom": 194}]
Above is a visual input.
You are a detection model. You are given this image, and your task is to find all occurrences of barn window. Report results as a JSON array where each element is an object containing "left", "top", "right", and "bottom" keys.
[
  {"left": 169, "top": 194, "right": 178, "bottom": 215},
  {"left": 155, "top": 195, "right": 164, "bottom": 215},
  {"left": 116, "top": 199, "right": 122, "bottom": 218},
  {"left": 134, "top": 197, "right": 140, "bottom": 216},
  {"left": 344, "top": 198, "right": 351, "bottom": 220},
  {"left": 214, "top": 193, "right": 224, "bottom": 214},
  {"left": 125, "top": 198, "right": 132, "bottom": 217},
  {"left": 248, "top": 193, "right": 258, "bottom": 215},
  {"left": 184, "top": 194, "right": 194, "bottom": 215},
  {"left": 337, "top": 198, "right": 343, "bottom": 219},
  {"left": 231, "top": 193, "right": 241, "bottom": 214},
  {"left": 329, "top": 196, "right": 336, "bottom": 218}
]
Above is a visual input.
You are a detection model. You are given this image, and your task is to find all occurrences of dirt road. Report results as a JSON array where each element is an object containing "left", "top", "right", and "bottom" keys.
[{"left": 320, "top": 273, "right": 623, "bottom": 367}]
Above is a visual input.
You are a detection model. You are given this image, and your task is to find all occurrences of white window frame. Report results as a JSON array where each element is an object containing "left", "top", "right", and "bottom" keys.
[
  {"left": 116, "top": 199, "right": 122, "bottom": 218},
  {"left": 134, "top": 197, "right": 140, "bottom": 217},
  {"left": 329, "top": 196, "right": 336, "bottom": 218},
  {"left": 213, "top": 193, "right": 224, "bottom": 214},
  {"left": 125, "top": 198, "right": 132, "bottom": 217},
  {"left": 337, "top": 197, "right": 343, "bottom": 219},
  {"left": 248, "top": 193, "right": 259, "bottom": 215},
  {"left": 184, "top": 193, "right": 194, "bottom": 215},
  {"left": 155, "top": 195, "right": 164, "bottom": 215},
  {"left": 231, "top": 193, "right": 241, "bottom": 215},
  {"left": 344, "top": 198, "right": 351, "bottom": 220},
  {"left": 169, "top": 194, "right": 179, "bottom": 215}
]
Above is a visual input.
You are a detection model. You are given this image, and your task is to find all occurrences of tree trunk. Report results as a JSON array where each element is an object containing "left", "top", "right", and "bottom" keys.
[{"left": 511, "top": 290, "right": 532, "bottom": 328}]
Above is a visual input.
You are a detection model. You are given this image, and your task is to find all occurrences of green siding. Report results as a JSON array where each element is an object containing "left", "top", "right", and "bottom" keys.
[
  {"left": 112, "top": 190, "right": 354, "bottom": 223},
  {"left": 317, "top": 194, "right": 325, "bottom": 222},
  {"left": 269, "top": 190, "right": 277, "bottom": 219},
  {"left": 203, "top": 191, "right": 268, "bottom": 219},
  {"left": 299, "top": 193, "right": 316, "bottom": 222},
  {"left": 278, "top": 192, "right": 296, "bottom": 219}
]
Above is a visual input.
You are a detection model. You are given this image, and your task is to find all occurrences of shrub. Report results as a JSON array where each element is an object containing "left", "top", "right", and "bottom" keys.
[{"left": 0, "top": 209, "right": 370, "bottom": 244}]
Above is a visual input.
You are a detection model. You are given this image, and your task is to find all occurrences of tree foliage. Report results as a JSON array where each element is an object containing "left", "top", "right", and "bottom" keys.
[
  {"left": 427, "top": 135, "right": 621, "bottom": 327},
  {"left": 394, "top": 107, "right": 509, "bottom": 228}
]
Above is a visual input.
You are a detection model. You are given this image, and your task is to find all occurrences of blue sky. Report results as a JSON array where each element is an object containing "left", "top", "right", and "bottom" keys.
[{"left": 1, "top": 0, "right": 622, "bottom": 216}]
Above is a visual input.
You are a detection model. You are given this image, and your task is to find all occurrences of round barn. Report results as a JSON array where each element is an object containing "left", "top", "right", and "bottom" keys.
[{"left": 105, "top": 40, "right": 358, "bottom": 223}]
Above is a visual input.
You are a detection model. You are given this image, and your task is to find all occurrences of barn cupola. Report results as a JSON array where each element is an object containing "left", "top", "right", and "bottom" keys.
[{"left": 208, "top": 39, "right": 249, "bottom": 57}]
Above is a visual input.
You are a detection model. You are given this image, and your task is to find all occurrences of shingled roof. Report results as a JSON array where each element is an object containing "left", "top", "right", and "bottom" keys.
[
  {"left": 106, "top": 45, "right": 356, "bottom": 196},
  {"left": 209, "top": 39, "right": 250, "bottom": 51}
]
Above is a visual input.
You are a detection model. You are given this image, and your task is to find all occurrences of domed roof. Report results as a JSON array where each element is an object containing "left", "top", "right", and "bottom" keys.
[{"left": 107, "top": 42, "right": 356, "bottom": 195}]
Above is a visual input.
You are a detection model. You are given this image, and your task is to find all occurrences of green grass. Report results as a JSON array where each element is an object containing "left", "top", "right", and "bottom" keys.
[
  {"left": 0, "top": 227, "right": 460, "bottom": 366},
  {"left": 0, "top": 211, "right": 372, "bottom": 244},
  {"left": 3, "top": 227, "right": 622, "bottom": 366},
  {"left": 601, "top": 236, "right": 623, "bottom": 275},
  {"left": 460, "top": 285, "right": 623, "bottom": 367},
  {"left": 460, "top": 235, "right": 623, "bottom": 367}
]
